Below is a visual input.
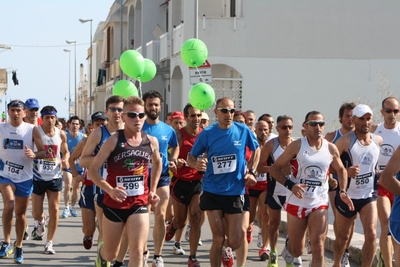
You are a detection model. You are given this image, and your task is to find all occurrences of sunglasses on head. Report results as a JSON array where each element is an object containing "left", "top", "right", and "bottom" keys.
[
  {"left": 384, "top": 108, "right": 400, "bottom": 114},
  {"left": 279, "top": 125, "right": 293, "bottom": 130},
  {"left": 306, "top": 120, "right": 325, "bottom": 127},
  {"left": 217, "top": 108, "right": 236, "bottom": 114},
  {"left": 108, "top": 107, "right": 123, "bottom": 113},
  {"left": 125, "top": 111, "right": 146, "bottom": 119}
]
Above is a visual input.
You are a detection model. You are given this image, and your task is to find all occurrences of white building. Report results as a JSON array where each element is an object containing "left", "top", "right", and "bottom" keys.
[{"left": 79, "top": 0, "right": 400, "bottom": 133}]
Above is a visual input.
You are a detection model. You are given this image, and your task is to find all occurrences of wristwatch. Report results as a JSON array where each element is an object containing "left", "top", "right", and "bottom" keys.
[
  {"left": 339, "top": 190, "right": 347, "bottom": 195},
  {"left": 248, "top": 169, "right": 258, "bottom": 177}
]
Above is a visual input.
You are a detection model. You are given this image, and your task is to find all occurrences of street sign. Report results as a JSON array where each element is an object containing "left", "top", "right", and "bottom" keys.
[{"left": 189, "top": 60, "right": 212, "bottom": 85}]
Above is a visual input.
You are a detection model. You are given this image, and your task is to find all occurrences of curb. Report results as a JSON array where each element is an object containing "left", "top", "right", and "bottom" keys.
[{"left": 279, "top": 211, "right": 380, "bottom": 266}]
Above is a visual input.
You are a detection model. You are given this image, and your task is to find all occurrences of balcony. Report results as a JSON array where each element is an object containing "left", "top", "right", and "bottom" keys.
[
  {"left": 109, "top": 60, "right": 120, "bottom": 81},
  {"left": 146, "top": 40, "right": 160, "bottom": 65},
  {"left": 136, "top": 46, "right": 142, "bottom": 56},
  {"left": 160, "top": 32, "right": 170, "bottom": 61},
  {"left": 172, "top": 23, "right": 184, "bottom": 56}
]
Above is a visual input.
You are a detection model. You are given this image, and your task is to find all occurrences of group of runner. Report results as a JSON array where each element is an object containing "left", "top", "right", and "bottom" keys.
[{"left": 0, "top": 93, "right": 400, "bottom": 267}]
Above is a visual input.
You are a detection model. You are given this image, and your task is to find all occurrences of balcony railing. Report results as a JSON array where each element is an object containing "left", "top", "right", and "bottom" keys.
[
  {"left": 172, "top": 23, "right": 184, "bottom": 56},
  {"left": 146, "top": 40, "right": 160, "bottom": 65},
  {"left": 160, "top": 32, "right": 170, "bottom": 61}
]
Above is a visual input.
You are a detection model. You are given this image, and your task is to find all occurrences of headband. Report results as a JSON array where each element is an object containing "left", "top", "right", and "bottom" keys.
[{"left": 41, "top": 110, "right": 57, "bottom": 117}]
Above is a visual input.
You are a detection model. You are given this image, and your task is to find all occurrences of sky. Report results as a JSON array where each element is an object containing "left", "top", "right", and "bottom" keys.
[{"left": 0, "top": 1, "right": 113, "bottom": 119}]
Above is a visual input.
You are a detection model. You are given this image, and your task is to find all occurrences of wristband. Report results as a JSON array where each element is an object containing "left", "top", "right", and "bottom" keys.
[
  {"left": 284, "top": 179, "right": 295, "bottom": 191},
  {"left": 339, "top": 190, "right": 347, "bottom": 195},
  {"left": 170, "top": 158, "right": 178, "bottom": 165}
]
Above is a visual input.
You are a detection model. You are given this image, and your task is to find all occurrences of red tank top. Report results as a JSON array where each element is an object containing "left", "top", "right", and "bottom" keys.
[
  {"left": 104, "top": 130, "right": 152, "bottom": 209},
  {"left": 174, "top": 127, "right": 203, "bottom": 181},
  {"left": 82, "top": 169, "right": 94, "bottom": 186}
]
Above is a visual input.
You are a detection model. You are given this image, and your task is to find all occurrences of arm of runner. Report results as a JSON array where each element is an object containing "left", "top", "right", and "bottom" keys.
[
  {"left": 28, "top": 126, "right": 46, "bottom": 159},
  {"left": 88, "top": 134, "right": 126, "bottom": 203},
  {"left": 329, "top": 142, "right": 354, "bottom": 211},
  {"left": 149, "top": 135, "right": 161, "bottom": 207},
  {"left": 175, "top": 130, "right": 186, "bottom": 168},
  {"left": 69, "top": 138, "right": 86, "bottom": 182},
  {"left": 334, "top": 134, "right": 359, "bottom": 178},
  {"left": 168, "top": 145, "right": 180, "bottom": 173},
  {"left": 60, "top": 129, "right": 70, "bottom": 169},
  {"left": 79, "top": 127, "right": 101, "bottom": 168},
  {"left": 187, "top": 153, "right": 207, "bottom": 172},
  {"left": 270, "top": 139, "right": 306, "bottom": 197},
  {"left": 380, "top": 145, "right": 400, "bottom": 195},
  {"left": 257, "top": 139, "right": 273, "bottom": 174},
  {"left": 245, "top": 146, "right": 260, "bottom": 186}
]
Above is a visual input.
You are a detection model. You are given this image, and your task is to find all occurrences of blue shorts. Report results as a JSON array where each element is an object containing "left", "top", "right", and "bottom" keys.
[
  {"left": 390, "top": 219, "right": 400, "bottom": 244},
  {"left": 79, "top": 184, "right": 96, "bottom": 211},
  {"left": 0, "top": 177, "right": 33, "bottom": 197},
  {"left": 95, "top": 193, "right": 104, "bottom": 209},
  {"left": 150, "top": 175, "right": 170, "bottom": 188}
]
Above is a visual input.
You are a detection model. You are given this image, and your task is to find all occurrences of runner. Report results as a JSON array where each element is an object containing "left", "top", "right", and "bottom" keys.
[
  {"left": 188, "top": 97, "right": 259, "bottom": 267},
  {"left": 0, "top": 99, "right": 46, "bottom": 264},
  {"left": 165, "top": 104, "right": 203, "bottom": 267},
  {"left": 142, "top": 90, "right": 179, "bottom": 267},
  {"left": 89, "top": 96, "right": 162, "bottom": 267},
  {"left": 270, "top": 110, "right": 353, "bottom": 267},
  {"left": 333, "top": 104, "right": 381, "bottom": 267},
  {"left": 30, "top": 105, "right": 69, "bottom": 254}
]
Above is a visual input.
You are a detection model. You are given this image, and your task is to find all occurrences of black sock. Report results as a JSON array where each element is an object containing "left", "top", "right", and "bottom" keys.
[
  {"left": 113, "top": 261, "right": 123, "bottom": 267},
  {"left": 154, "top": 255, "right": 161, "bottom": 259},
  {"left": 345, "top": 249, "right": 349, "bottom": 253}
]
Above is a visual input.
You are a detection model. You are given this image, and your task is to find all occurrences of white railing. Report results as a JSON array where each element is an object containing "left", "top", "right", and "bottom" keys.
[
  {"left": 146, "top": 40, "right": 160, "bottom": 65},
  {"left": 136, "top": 46, "right": 142, "bottom": 55},
  {"left": 160, "top": 32, "right": 170, "bottom": 61},
  {"left": 172, "top": 23, "right": 184, "bottom": 55}
]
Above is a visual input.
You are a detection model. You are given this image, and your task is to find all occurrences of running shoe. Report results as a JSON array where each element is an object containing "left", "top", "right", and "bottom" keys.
[
  {"left": 31, "top": 227, "right": 42, "bottom": 241},
  {"left": 95, "top": 242, "right": 110, "bottom": 267},
  {"left": 13, "top": 242, "right": 23, "bottom": 264},
  {"left": 36, "top": 215, "right": 48, "bottom": 238},
  {"left": 152, "top": 256, "right": 164, "bottom": 267},
  {"left": 70, "top": 206, "right": 78, "bottom": 217},
  {"left": 293, "top": 256, "right": 302, "bottom": 266},
  {"left": 246, "top": 226, "right": 253, "bottom": 244},
  {"left": 0, "top": 241, "right": 13, "bottom": 258},
  {"left": 23, "top": 226, "right": 29, "bottom": 241},
  {"left": 165, "top": 222, "right": 177, "bottom": 241},
  {"left": 281, "top": 237, "right": 294, "bottom": 265},
  {"left": 259, "top": 247, "right": 270, "bottom": 261},
  {"left": 83, "top": 235, "right": 93, "bottom": 250},
  {"left": 44, "top": 240, "right": 56, "bottom": 254},
  {"left": 257, "top": 232, "right": 263, "bottom": 248},
  {"left": 143, "top": 250, "right": 149, "bottom": 267},
  {"left": 61, "top": 207, "right": 70, "bottom": 218},
  {"left": 185, "top": 224, "right": 191, "bottom": 241},
  {"left": 188, "top": 256, "right": 200, "bottom": 267},
  {"left": 268, "top": 250, "right": 278, "bottom": 267},
  {"left": 341, "top": 251, "right": 350, "bottom": 267},
  {"left": 221, "top": 246, "right": 234, "bottom": 267},
  {"left": 198, "top": 238, "right": 203, "bottom": 246},
  {"left": 173, "top": 242, "right": 185, "bottom": 255}
]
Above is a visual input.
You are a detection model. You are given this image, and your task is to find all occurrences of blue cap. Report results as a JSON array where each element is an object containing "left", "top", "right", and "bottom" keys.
[{"left": 25, "top": 98, "right": 40, "bottom": 109}]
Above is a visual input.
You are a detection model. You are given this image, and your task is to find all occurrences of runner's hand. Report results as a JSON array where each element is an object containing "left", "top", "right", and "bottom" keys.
[
  {"left": 244, "top": 173, "right": 257, "bottom": 187},
  {"left": 110, "top": 186, "right": 127, "bottom": 203},
  {"left": 340, "top": 193, "right": 354, "bottom": 211},
  {"left": 292, "top": 184, "right": 307, "bottom": 198},
  {"left": 25, "top": 145, "right": 35, "bottom": 159},
  {"left": 347, "top": 165, "right": 360, "bottom": 178},
  {"left": 177, "top": 158, "right": 186, "bottom": 168},
  {"left": 149, "top": 191, "right": 160, "bottom": 207}
]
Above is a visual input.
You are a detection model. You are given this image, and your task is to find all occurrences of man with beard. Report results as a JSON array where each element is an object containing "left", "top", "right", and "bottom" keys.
[
  {"left": 333, "top": 104, "right": 382, "bottom": 267},
  {"left": 165, "top": 103, "right": 203, "bottom": 267},
  {"left": 142, "top": 90, "right": 179, "bottom": 267}
]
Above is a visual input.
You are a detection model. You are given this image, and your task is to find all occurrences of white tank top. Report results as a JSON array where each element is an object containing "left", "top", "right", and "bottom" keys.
[
  {"left": 33, "top": 127, "right": 62, "bottom": 181},
  {"left": 346, "top": 133, "right": 380, "bottom": 199},
  {"left": 271, "top": 139, "right": 289, "bottom": 196},
  {"left": 0, "top": 122, "right": 35, "bottom": 183},
  {"left": 374, "top": 123, "right": 400, "bottom": 170},
  {"left": 287, "top": 137, "right": 331, "bottom": 208}
]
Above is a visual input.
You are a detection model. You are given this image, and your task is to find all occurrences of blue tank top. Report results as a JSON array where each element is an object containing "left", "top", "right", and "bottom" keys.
[{"left": 67, "top": 131, "right": 84, "bottom": 172}]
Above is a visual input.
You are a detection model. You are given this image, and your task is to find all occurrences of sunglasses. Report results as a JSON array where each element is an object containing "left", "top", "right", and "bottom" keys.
[
  {"left": 306, "top": 121, "right": 325, "bottom": 127},
  {"left": 29, "top": 108, "right": 39, "bottom": 112},
  {"left": 384, "top": 108, "right": 400, "bottom": 114},
  {"left": 279, "top": 125, "right": 293, "bottom": 130},
  {"left": 216, "top": 108, "right": 236, "bottom": 114},
  {"left": 125, "top": 112, "right": 146, "bottom": 119},
  {"left": 108, "top": 107, "right": 123, "bottom": 113}
]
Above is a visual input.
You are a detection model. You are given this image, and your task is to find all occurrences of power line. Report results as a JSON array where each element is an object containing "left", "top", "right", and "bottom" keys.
[{"left": 2, "top": 43, "right": 89, "bottom": 48}]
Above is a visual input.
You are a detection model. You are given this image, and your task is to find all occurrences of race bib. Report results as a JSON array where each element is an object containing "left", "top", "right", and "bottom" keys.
[
  {"left": 116, "top": 175, "right": 144, "bottom": 197},
  {"left": 37, "top": 159, "right": 58, "bottom": 175},
  {"left": 300, "top": 178, "right": 323, "bottom": 198},
  {"left": 211, "top": 154, "right": 237, "bottom": 174},
  {"left": 5, "top": 161, "right": 24, "bottom": 180},
  {"left": 256, "top": 173, "right": 267, "bottom": 182},
  {"left": 102, "top": 162, "right": 108, "bottom": 180},
  {"left": 353, "top": 172, "right": 373, "bottom": 190}
]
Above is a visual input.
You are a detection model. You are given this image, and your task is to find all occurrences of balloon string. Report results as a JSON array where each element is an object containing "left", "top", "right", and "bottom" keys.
[
  {"left": 138, "top": 79, "right": 142, "bottom": 98},
  {"left": 194, "top": 64, "right": 204, "bottom": 83}
]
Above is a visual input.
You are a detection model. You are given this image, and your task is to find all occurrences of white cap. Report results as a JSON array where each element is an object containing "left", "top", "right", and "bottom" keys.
[
  {"left": 352, "top": 104, "right": 373, "bottom": 117},
  {"left": 201, "top": 112, "right": 209, "bottom": 120}
]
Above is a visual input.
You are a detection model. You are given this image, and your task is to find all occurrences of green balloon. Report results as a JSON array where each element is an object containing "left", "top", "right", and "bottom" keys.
[
  {"left": 189, "top": 83, "right": 215, "bottom": 110},
  {"left": 120, "top": 50, "right": 145, "bottom": 79},
  {"left": 140, "top": 59, "right": 157, "bottom": 82},
  {"left": 181, "top": 38, "right": 208, "bottom": 67},
  {"left": 112, "top": 80, "right": 138, "bottom": 98}
]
